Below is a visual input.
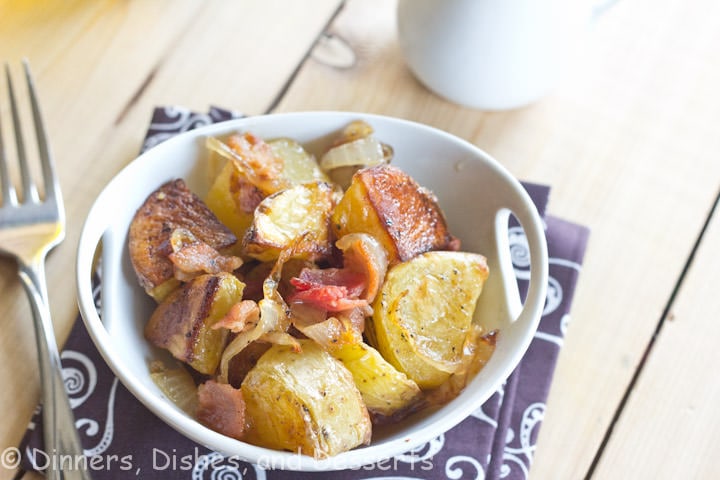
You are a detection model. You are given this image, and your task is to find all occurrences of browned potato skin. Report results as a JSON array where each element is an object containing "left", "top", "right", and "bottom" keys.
[
  {"left": 243, "top": 181, "right": 335, "bottom": 262},
  {"left": 145, "top": 272, "right": 241, "bottom": 375},
  {"left": 332, "top": 165, "right": 456, "bottom": 265},
  {"left": 241, "top": 340, "right": 371, "bottom": 458},
  {"left": 129, "top": 179, "right": 238, "bottom": 300},
  {"left": 204, "top": 159, "right": 272, "bottom": 244},
  {"left": 370, "top": 251, "right": 489, "bottom": 389}
]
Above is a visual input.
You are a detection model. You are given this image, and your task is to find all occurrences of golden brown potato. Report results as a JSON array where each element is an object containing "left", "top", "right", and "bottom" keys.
[
  {"left": 331, "top": 341, "right": 422, "bottom": 420},
  {"left": 204, "top": 133, "right": 289, "bottom": 241},
  {"left": 145, "top": 272, "right": 245, "bottom": 375},
  {"left": 205, "top": 133, "right": 332, "bottom": 245},
  {"left": 243, "top": 181, "right": 335, "bottom": 262},
  {"left": 268, "top": 138, "right": 330, "bottom": 185},
  {"left": 331, "top": 165, "right": 457, "bottom": 265},
  {"left": 129, "top": 179, "right": 238, "bottom": 301},
  {"left": 242, "top": 340, "right": 371, "bottom": 458},
  {"left": 205, "top": 160, "right": 269, "bottom": 243},
  {"left": 369, "top": 251, "right": 489, "bottom": 389}
]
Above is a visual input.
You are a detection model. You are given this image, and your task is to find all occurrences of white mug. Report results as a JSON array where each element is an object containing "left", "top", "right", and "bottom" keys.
[{"left": 397, "top": 0, "right": 596, "bottom": 110}]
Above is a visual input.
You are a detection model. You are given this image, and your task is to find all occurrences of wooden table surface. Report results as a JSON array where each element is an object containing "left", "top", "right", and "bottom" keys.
[{"left": 1, "top": 1, "right": 718, "bottom": 479}]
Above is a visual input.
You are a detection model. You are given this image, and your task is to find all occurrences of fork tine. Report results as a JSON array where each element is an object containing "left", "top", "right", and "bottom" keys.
[
  {"left": 23, "top": 60, "right": 62, "bottom": 209},
  {"left": 0, "top": 87, "right": 18, "bottom": 206},
  {"left": 6, "top": 62, "right": 39, "bottom": 204}
]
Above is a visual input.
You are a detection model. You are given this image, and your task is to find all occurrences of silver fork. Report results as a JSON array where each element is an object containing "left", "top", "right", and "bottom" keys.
[{"left": 0, "top": 61, "right": 91, "bottom": 480}]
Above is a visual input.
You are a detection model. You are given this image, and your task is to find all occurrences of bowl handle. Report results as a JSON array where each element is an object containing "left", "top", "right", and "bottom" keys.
[
  {"left": 489, "top": 195, "right": 549, "bottom": 338},
  {"left": 76, "top": 212, "right": 125, "bottom": 328}
]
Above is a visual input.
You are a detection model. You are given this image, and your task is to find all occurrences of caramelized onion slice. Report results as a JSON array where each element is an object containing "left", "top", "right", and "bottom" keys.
[
  {"left": 320, "top": 136, "right": 387, "bottom": 171},
  {"left": 149, "top": 361, "right": 198, "bottom": 416},
  {"left": 206, "top": 134, "right": 289, "bottom": 195},
  {"left": 168, "top": 228, "right": 242, "bottom": 282},
  {"left": 217, "top": 298, "right": 285, "bottom": 383},
  {"left": 336, "top": 233, "right": 388, "bottom": 303},
  {"left": 292, "top": 306, "right": 366, "bottom": 351}
]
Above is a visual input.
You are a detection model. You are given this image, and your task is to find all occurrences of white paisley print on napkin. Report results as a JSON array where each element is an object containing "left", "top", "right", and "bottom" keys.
[
  {"left": 192, "top": 451, "right": 267, "bottom": 480},
  {"left": 142, "top": 106, "right": 242, "bottom": 151},
  {"left": 62, "top": 268, "right": 121, "bottom": 458},
  {"left": 24, "top": 351, "right": 119, "bottom": 463},
  {"left": 499, "top": 403, "right": 545, "bottom": 479},
  {"left": 495, "top": 226, "right": 581, "bottom": 479},
  {"left": 445, "top": 455, "right": 486, "bottom": 480}
]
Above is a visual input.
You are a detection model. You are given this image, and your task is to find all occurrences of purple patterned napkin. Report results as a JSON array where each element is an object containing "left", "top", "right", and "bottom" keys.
[{"left": 19, "top": 107, "right": 589, "bottom": 479}]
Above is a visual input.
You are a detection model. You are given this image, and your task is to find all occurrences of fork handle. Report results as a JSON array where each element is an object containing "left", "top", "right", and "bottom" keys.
[{"left": 18, "top": 259, "right": 93, "bottom": 480}]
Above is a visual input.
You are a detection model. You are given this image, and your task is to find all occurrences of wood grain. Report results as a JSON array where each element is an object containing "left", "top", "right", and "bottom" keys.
[
  {"left": 0, "top": 1, "right": 341, "bottom": 476},
  {"left": 592, "top": 199, "right": 720, "bottom": 479},
  {"left": 275, "top": 0, "right": 720, "bottom": 477}
]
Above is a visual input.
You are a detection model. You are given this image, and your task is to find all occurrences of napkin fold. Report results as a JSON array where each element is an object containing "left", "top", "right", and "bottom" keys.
[{"left": 19, "top": 107, "right": 589, "bottom": 480}]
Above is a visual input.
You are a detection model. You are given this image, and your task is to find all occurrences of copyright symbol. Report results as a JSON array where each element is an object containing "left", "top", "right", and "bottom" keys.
[{"left": 1, "top": 447, "right": 20, "bottom": 469}]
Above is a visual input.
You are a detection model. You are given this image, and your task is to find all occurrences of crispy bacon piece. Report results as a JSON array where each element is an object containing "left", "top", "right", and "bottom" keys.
[
  {"left": 290, "top": 284, "right": 368, "bottom": 312},
  {"left": 289, "top": 268, "right": 368, "bottom": 311},
  {"left": 226, "top": 132, "right": 287, "bottom": 191},
  {"left": 230, "top": 174, "right": 266, "bottom": 215},
  {"left": 288, "top": 233, "right": 388, "bottom": 313},
  {"left": 168, "top": 228, "right": 242, "bottom": 282},
  {"left": 197, "top": 380, "right": 247, "bottom": 440},
  {"left": 336, "top": 233, "right": 388, "bottom": 303},
  {"left": 292, "top": 268, "right": 365, "bottom": 296},
  {"left": 212, "top": 300, "right": 260, "bottom": 333}
]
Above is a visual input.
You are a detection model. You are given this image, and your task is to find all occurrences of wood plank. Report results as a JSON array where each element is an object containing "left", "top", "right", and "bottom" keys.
[
  {"left": 275, "top": 0, "right": 720, "bottom": 477},
  {"left": 592, "top": 198, "right": 720, "bottom": 479},
  {"left": 0, "top": 0, "right": 341, "bottom": 464}
]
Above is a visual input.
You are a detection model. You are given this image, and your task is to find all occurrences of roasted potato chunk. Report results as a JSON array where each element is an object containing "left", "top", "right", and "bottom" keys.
[
  {"left": 369, "top": 251, "right": 489, "bottom": 389},
  {"left": 205, "top": 133, "right": 289, "bottom": 241},
  {"left": 145, "top": 272, "right": 245, "bottom": 375},
  {"left": 129, "top": 179, "right": 238, "bottom": 301},
  {"left": 205, "top": 160, "right": 269, "bottom": 242},
  {"left": 243, "top": 181, "right": 335, "bottom": 262},
  {"left": 269, "top": 138, "right": 330, "bottom": 185},
  {"left": 242, "top": 340, "right": 371, "bottom": 458},
  {"left": 332, "top": 341, "right": 422, "bottom": 420},
  {"left": 331, "top": 165, "right": 456, "bottom": 265}
]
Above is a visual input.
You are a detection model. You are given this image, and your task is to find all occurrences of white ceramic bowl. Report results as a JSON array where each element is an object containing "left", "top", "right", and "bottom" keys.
[{"left": 76, "top": 112, "right": 548, "bottom": 471}]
